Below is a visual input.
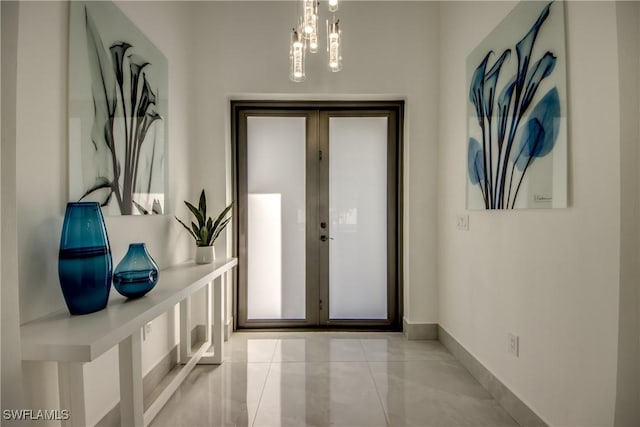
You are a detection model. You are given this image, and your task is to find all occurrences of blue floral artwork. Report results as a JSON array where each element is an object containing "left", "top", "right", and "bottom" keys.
[
  {"left": 466, "top": 1, "right": 567, "bottom": 209},
  {"left": 69, "top": 1, "right": 168, "bottom": 215}
]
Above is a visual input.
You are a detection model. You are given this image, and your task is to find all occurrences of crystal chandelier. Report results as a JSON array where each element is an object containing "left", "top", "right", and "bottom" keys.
[{"left": 290, "top": 0, "right": 342, "bottom": 82}]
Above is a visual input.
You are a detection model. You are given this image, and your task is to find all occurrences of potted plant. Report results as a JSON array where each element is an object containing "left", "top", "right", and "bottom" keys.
[{"left": 175, "top": 190, "right": 232, "bottom": 264}]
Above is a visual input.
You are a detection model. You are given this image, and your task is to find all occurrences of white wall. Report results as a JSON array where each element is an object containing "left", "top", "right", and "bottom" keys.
[
  {"left": 1, "top": 0, "right": 26, "bottom": 415},
  {"left": 615, "top": 2, "right": 640, "bottom": 424},
  {"left": 14, "top": 1, "right": 196, "bottom": 424},
  {"left": 190, "top": 1, "right": 441, "bottom": 325},
  {"left": 438, "top": 1, "right": 625, "bottom": 425}
]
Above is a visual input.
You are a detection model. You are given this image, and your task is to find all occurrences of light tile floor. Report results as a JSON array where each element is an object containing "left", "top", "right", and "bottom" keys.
[{"left": 150, "top": 332, "right": 518, "bottom": 427}]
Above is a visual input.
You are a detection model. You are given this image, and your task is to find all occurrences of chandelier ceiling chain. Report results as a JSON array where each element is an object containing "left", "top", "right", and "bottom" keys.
[{"left": 290, "top": 0, "right": 342, "bottom": 82}]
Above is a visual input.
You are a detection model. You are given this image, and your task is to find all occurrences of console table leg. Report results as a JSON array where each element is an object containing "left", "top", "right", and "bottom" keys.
[
  {"left": 213, "top": 275, "right": 224, "bottom": 363},
  {"left": 58, "top": 362, "right": 86, "bottom": 427},
  {"left": 179, "top": 297, "right": 192, "bottom": 363},
  {"left": 205, "top": 281, "right": 212, "bottom": 353},
  {"left": 119, "top": 331, "right": 144, "bottom": 427},
  {"left": 224, "top": 272, "right": 232, "bottom": 341},
  {"left": 199, "top": 276, "right": 225, "bottom": 365}
]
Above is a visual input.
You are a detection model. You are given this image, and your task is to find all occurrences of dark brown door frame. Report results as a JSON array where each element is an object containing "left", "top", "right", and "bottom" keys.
[
  {"left": 231, "top": 100, "right": 404, "bottom": 331},
  {"left": 234, "top": 109, "right": 320, "bottom": 329},
  {"left": 317, "top": 109, "right": 400, "bottom": 328}
]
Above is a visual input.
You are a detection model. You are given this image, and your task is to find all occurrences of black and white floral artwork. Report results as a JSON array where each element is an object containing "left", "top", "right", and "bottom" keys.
[{"left": 69, "top": 1, "right": 167, "bottom": 215}]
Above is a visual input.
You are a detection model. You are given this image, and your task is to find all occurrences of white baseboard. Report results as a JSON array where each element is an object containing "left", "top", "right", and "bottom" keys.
[
  {"left": 438, "top": 325, "right": 548, "bottom": 426},
  {"left": 402, "top": 318, "right": 438, "bottom": 340}
]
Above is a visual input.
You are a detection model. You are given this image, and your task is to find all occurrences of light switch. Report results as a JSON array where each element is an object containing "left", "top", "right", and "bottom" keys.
[{"left": 456, "top": 214, "right": 469, "bottom": 231}]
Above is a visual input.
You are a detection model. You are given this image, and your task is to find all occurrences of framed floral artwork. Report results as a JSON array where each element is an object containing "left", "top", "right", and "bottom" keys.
[
  {"left": 466, "top": 1, "right": 567, "bottom": 209},
  {"left": 69, "top": 1, "right": 167, "bottom": 215}
]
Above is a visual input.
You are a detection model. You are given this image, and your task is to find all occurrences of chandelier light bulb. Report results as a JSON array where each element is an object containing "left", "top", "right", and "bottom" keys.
[
  {"left": 302, "top": 0, "right": 318, "bottom": 38},
  {"left": 289, "top": 28, "right": 306, "bottom": 82},
  {"left": 328, "top": 0, "right": 338, "bottom": 13},
  {"left": 327, "top": 17, "right": 342, "bottom": 72}
]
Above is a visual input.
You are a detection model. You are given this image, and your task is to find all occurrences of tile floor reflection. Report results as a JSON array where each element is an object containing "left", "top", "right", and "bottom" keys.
[{"left": 150, "top": 332, "right": 518, "bottom": 427}]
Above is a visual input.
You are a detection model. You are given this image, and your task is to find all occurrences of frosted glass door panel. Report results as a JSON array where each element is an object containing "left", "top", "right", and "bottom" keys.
[
  {"left": 247, "top": 117, "right": 306, "bottom": 320},
  {"left": 329, "top": 117, "right": 388, "bottom": 320}
]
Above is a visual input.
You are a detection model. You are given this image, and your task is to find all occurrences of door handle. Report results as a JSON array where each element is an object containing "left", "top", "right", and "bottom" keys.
[{"left": 320, "top": 235, "right": 334, "bottom": 242}]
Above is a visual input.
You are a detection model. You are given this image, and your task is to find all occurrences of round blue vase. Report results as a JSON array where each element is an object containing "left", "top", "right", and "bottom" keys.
[
  {"left": 113, "top": 243, "right": 159, "bottom": 299},
  {"left": 58, "top": 202, "right": 113, "bottom": 315}
]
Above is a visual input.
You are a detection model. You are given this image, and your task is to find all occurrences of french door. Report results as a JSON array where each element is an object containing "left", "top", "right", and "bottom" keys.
[{"left": 233, "top": 101, "right": 403, "bottom": 329}]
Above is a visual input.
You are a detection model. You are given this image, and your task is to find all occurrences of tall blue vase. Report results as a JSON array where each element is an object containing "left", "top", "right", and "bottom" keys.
[
  {"left": 113, "top": 243, "right": 159, "bottom": 299},
  {"left": 58, "top": 202, "right": 112, "bottom": 315}
]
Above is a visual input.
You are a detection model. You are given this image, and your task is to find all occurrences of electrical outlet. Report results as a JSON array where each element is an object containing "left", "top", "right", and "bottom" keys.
[
  {"left": 456, "top": 214, "right": 469, "bottom": 231},
  {"left": 508, "top": 333, "right": 519, "bottom": 357},
  {"left": 143, "top": 321, "right": 152, "bottom": 341}
]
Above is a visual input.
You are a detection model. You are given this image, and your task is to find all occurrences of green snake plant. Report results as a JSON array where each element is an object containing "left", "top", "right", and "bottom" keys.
[{"left": 175, "top": 190, "right": 232, "bottom": 247}]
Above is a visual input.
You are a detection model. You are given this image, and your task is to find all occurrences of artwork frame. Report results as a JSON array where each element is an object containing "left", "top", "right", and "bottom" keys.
[
  {"left": 69, "top": 1, "right": 168, "bottom": 216},
  {"left": 466, "top": 1, "right": 567, "bottom": 210}
]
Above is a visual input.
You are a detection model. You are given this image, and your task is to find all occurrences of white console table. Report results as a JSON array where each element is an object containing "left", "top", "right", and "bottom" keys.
[{"left": 20, "top": 258, "right": 237, "bottom": 427}]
